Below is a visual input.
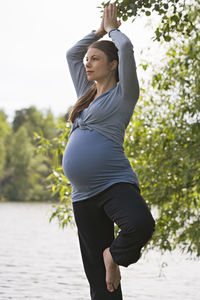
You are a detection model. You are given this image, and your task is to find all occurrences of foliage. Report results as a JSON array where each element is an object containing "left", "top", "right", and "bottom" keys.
[
  {"left": 35, "top": 120, "right": 74, "bottom": 227},
  {"left": 0, "top": 111, "right": 11, "bottom": 177},
  {"left": 100, "top": 0, "right": 200, "bottom": 42},
  {"left": 0, "top": 106, "right": 57, "bottom": 201},
  {"left": 13, "top": 106, "right": 57, "bottom": 140},
  {"left": 9, "top": 126, "right": 34, "bottom": 200},
  {"left": 124, "top": 1, "right": 200, "bottom": 255}
]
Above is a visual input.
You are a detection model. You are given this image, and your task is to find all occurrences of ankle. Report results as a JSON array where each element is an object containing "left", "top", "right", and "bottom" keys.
[{"left": 104, "top": 248, "right": 117, "bottom": 266}]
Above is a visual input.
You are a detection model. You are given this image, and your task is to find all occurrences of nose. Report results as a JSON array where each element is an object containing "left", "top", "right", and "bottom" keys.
[{"left": 85, "top": 59, "right": 92, "bottom": 68}]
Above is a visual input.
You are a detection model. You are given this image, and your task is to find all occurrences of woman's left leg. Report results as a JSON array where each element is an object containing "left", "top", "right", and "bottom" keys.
[
  {"left": 100, "top": 182, "right": 155, "bottom": 268},
  {"left": 72, "top": 190, "right": 123, "bottom": 300}
]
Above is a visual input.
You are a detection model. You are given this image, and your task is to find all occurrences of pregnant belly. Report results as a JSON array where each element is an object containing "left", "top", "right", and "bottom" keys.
[{"left": 62, "top": 128, "right": 131, "bottom": 186}]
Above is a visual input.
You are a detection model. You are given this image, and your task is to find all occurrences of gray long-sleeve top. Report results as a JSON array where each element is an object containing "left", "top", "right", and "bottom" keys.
[{"left": 62, "top": 29, "right": 140, "bottom": 202}]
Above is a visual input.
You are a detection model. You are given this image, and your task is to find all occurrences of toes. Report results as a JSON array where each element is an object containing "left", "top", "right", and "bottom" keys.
[
  {"left": 107, "top": 279, "right": 120, "bottom": 292},
  {"left": 113, "top": 279, "right": 120, "bottom": 290},
  {"left": 107, "top": 282, "right": 115, "bottom": 292}
]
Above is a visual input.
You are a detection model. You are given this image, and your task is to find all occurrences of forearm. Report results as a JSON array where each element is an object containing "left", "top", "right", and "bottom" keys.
[
  {"left": 95, "top": 29, "right": 107, "bottom": 38},
  {"left": 109, "top": 29, "right": 133, "bottom": 51},
  {"left": 66, "top": 31, "right": 101, "bottom": 61},
  {"left": 109, "top": 29, "right": 139, "bottom": 100},
  {"left": 66, "top": 31, "right": 100, "bottom": 98}
]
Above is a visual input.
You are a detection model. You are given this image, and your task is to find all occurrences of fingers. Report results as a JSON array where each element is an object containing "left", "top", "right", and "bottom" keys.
[
  {"left": 105, "top": 3, "right": 117, "bottom": 18},
  {"left": 117, "top": 20, "right": 121, "bottom": 27},
  {"left": 104, "top": 5, "right": 107, "bottom": 18},
  {"left": 111, "top": 3, "right": 117, "bottom": 18},
  {"left": 109, "top": 3, "right": 114, "bottom": 17},
  {"left": 103, "top": 2, "right": 121, "bottom": 32}
]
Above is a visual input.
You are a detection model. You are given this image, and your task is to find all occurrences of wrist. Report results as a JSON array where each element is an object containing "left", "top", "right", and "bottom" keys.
[
  {"left": 108, "top": 28, "right": 120, "bottom": 37},
  {"left": 95, "top": 30, "right": 106, "bottom": 38},
  {"left": 105, "top": 27, "right": 117, "bottom": 33}
]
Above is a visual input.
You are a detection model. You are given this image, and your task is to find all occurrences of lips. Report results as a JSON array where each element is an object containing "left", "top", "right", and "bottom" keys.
[{"left": 86, "top": 70, "right": 94, "bottom": 74}]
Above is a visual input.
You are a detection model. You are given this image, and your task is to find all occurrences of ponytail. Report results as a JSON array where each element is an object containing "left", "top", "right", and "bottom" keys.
[{"left": 68, "top": 84, "right": 97, "bottom": 123}]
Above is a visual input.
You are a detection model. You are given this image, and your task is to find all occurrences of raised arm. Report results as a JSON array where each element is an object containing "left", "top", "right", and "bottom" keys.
[
  {"left": 109, "top": 29, "right": 140, "bottom": 101},
  {"left": 66, "top": 14, "right": 107, "bottom": 99},
  {"left": 66, "top": 33, "right": 100, "bottom": 98},
  {"left": 103, "top": 3, "right": 139, "bottom": 102}
]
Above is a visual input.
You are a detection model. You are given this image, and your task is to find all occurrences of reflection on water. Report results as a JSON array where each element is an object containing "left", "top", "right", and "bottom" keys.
[{"left": 0, "top": 202, "right": 199, "bottom": 300}]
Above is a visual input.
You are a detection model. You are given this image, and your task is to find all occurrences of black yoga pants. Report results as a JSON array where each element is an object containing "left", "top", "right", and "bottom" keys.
[{"left": 72, "top": 182, "right": 155, "bottom": 300}]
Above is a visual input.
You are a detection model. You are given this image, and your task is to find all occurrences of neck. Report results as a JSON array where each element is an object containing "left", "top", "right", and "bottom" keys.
[{"left": 95, "top": 78, "right": 117, "bottom": 99}]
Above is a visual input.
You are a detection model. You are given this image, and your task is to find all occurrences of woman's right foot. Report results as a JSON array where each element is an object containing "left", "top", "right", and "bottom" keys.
[{"left": 103, "top": 247, "right": 121, "bottom": 292}]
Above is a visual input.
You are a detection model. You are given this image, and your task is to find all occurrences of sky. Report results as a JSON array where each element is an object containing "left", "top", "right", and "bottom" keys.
[{"left": 0, "top": 0, "right": 162, "bottom": 121}]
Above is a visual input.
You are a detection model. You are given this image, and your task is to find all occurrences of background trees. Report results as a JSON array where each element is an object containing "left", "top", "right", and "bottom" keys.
[
  {"left": 101, "top": 0, "right": 199, "bottom": 41},
  {"left": 0, "top": 111, "right": 11, "bottom": 184},
  {"left": 0, "top": 106, "right": 58, "bottom": 201},
  {"left": 124, "top": 0, "right": 200, "bottom": 255}
]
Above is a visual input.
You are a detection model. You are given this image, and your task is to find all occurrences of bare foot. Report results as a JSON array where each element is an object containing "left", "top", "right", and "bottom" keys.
[{"left": 103, "top": 247, "right": 121, "bottom": 292}]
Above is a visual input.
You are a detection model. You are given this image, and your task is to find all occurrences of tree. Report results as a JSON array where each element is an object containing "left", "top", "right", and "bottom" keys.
[
  {"left": 0, "top": 111, "right": 11, "bottom": 198},
  {"left": 4, "top": 126, "right": 34, "bottom": 201},
  {"left": 13, "top": 106, "right": 57, "bottom": 140},
  {"left": 124, "top": 0, "right": 200, "bottom": 255},
  {"left": 2, "top": 125, "right": 53, "bottom": 201},
  {"left": 100, "top": 0, "right": 199, "bottom": 42},
  {"left": 1, "top": 107, "right": 58, "bottom": 201},
  {"left": 0, "top": 111, "right": 10, "bottom": 177},
  {"left": 35, "top": 120, "right": 73, "bottom": 226}
]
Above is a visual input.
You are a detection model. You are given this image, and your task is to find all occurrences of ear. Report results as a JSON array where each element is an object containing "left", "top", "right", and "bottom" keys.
[{"left": 110, "top": 60, "right": 118, "bottom": 71}]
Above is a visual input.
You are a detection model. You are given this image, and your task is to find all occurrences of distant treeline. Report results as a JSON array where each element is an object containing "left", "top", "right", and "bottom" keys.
[{"left": 0, "top": 106, "right": 68, "bottom": 202}]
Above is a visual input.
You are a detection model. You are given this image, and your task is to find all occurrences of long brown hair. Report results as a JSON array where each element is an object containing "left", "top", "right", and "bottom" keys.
[{"left": 68, "top": 40, "right": 119, "bottom": 123}]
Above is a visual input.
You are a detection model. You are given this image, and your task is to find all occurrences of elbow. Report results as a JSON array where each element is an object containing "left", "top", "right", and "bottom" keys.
[
  {"left": 66, "top": 47, "right": 74, "bottom": 61},
  {"left": 133, "top": 75, "right": 140, "bottom": 100},
  {"left": 131, "top": 83, "right": 140, "bottom": 103},
  {"left": 120, "top": 40, "right": 133, "bottom": 52},
  {"left": 135, "top": 84, "right": 140, "bottom": 100},
  {"left": 66, "top": 49, "right": 71, "bottom": 61}
]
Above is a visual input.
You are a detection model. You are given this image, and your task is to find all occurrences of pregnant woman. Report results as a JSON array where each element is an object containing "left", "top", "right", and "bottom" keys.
[{"left": 62, "top": 3, "right": 155, "bottom": 299}]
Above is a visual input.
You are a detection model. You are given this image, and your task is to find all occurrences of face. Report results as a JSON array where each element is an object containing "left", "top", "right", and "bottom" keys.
[{"left": 85, "top": 47, "right": 117, "bottom": 82}]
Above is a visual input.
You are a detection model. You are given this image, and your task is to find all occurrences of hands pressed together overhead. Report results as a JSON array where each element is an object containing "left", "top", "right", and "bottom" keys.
[{"left": 96, "top": 3, "right": 121, "bottom": 37}]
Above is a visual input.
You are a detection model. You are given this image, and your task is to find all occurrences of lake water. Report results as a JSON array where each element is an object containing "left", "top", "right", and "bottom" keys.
[{"left": 0, "top": 202, "right": 199, "bottom": 300}]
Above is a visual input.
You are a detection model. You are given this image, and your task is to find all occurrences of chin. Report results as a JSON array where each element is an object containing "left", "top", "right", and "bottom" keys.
[{"left": 87, "top": 75, "right": 96, "bottom": 81}]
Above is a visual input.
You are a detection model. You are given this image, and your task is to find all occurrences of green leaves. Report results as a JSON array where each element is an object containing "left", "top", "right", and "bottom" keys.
[
  {"left": 35, "top": 119, "right": 72, "bottom": 226},
  {"left": 0, "top": 111, "right": 11, "bottom": 177},
  {"left": 100, "top": 0, "right": 200, "bottom": 42},
  {"left": 124, "top": 3, "right": 200, "bottom": 255},
  {"left": 0, "top": 107, "right": 58, "bottom": 202},
  {"left": 145, "top": 10, "right": 151, "bottom": 16}
]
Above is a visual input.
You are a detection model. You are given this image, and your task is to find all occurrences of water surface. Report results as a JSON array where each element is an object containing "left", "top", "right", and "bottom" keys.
[{"left": 0, "top": 202, "right": 199, "bottom": 300}]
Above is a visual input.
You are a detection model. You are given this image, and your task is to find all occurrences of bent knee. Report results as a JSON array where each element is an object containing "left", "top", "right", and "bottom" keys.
[
  {"left": 138, "top": 214, "right": 155, "bottom": 242},
  {"left": 125, "top": 213, "right": 155, "bottom": 241}
]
